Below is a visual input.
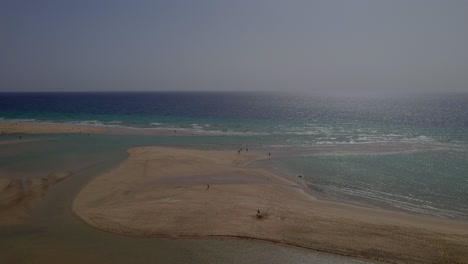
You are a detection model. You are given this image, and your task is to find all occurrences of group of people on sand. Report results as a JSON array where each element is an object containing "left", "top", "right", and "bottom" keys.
[
  {"left": 1, "top": 122, "right": 19, "bottom": 135},
  {"left": 237, "top": 147, "right": 249, "bottom": 154},
  {"left": 237, "top": 148, "right": 272, "bottom": 158}
]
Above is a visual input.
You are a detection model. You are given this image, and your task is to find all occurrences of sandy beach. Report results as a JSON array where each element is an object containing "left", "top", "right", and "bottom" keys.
[
  {"left": 0, "top": 122, "right": 205, "bottom": 137},
  {"left": 0, "top": 122, "right": 108, "bottom": 135},
  {"left": 73, "top": 146, "right": 468, "bottom": 264}
]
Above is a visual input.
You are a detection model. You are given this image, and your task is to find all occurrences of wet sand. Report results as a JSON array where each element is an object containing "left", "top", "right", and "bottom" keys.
[
  {"left": 74, "top": 146, "right": 468, "bottom": 264},
  {"left": 0, "top": 172, "right": 72, "bottom": 226}
]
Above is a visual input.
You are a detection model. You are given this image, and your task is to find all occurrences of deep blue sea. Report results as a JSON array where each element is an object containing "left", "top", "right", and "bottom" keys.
[{"left": 1, "top": 92, "right": 468, "bottom": 220}]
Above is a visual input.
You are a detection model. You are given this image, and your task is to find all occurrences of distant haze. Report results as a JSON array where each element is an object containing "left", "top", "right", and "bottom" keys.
[{"left": 1, "top": 0, "right": 467, "bottom": 94}]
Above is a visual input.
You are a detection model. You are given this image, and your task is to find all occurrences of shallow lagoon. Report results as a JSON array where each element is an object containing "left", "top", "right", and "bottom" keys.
[{"left": 0, "top": 134, "right": 373, "bottom": 264}]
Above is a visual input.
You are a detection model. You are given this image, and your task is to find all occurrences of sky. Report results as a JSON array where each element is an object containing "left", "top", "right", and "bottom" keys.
[{"left": 1, "top": 0, "right": 468, "bottom": 94}]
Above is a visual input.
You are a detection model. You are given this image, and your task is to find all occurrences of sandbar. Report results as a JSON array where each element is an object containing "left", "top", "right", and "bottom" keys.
[
  {"left": 0, "top": 122, "right": 201, "bottom": 136},
  {"left": 0, "top": 123, "right": 107, "bottom": 135},
  {"left": 73, "top": 147, "right": 468, "bottom": 263}
]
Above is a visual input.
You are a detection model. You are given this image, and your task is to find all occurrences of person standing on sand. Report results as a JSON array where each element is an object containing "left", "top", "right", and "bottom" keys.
[{"left": 206, "top": 184, "right": 209, "bottom": 190}]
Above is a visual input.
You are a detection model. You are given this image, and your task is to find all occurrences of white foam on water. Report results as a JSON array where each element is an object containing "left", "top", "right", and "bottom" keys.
[
  {"left": 191, "top": 123, "right": 204, "bottom": 129},
  {"left": 62, "top": 120, "right": 122, "bottom": 127},
  {"left": 325, "top": 185, "right": 467, "bottom": 219},
  {"left": 401, "top": 135, "right": 435, "bottom": 143},
  {"left": 49, "top": 119, "right": 129, "bottom": 128}
]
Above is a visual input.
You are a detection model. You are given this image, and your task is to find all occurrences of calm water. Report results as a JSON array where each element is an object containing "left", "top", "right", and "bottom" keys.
[{"left": 1, "top": 91, "right": 468, "bottom": 219}]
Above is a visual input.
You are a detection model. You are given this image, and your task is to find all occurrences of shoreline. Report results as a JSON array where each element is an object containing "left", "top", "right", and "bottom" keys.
[
  {"left": 0, "top": 122, "right": 108, "bottom": 135},
  {"left": 0, "top": 122, "right": 210, "bottom": 136},
  {"left": 73, "top": 146, "right": 468, "bottom": 264},
  {"left": 71, "top": 212, "right": 378, "bottom": 264},
  {"left": 1, "top": 122, "right": 466, "bottom": 221}
]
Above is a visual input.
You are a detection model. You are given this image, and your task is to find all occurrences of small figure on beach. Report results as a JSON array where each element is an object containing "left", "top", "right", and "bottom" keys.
[
  {"left": 268, "top": 152, "right": 271, "bottom": 157},
  {"left": 256, "top": 209, "right": 267, "bottom": 218},
  {"left": 238, "top": 150, "right": 240, "bottom": 155},
  {"left": 246, "top": 148, "right": 248, "bottom": 152},
  {"left": 206, "top": 184, "right": 210, "bottom": 190}
]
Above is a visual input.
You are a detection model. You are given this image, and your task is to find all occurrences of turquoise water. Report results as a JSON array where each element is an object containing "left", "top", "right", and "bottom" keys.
[
  {"left": 1, "top": 92, "right": 468, "bottom": 143},
  {"left": 2, "top": 92, "right": 468, "bottom": 219},
  {"left": 2, "top": 132, "right": 467, "bottom": 220},
  {"left": 265, "top": 151, "right": 468, "bottom": 219}
]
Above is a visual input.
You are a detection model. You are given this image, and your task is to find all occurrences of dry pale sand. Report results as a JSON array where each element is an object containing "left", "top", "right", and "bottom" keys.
[
  {"left": 0, "top": 123, "right": 107, "bottom": 135},
  {"left": 0, "top": 122, "right": 203, "bottom": 137},
  {"left": 73, "top": 147, "right": 468, "bottom": 264}
]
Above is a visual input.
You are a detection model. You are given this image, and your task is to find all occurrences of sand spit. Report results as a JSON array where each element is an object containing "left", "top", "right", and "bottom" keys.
[
  {"left": 0, "top": 122, "right": 205, "bottom": 137},
  {"left": 0, "top": 123, "right": 107, "bottom": 135},
  {"left": 73, "top": 147, "right": 468, "bottom": 263},
  {"left": 0, "top": 172, "right": 72, "bottom": 226}
]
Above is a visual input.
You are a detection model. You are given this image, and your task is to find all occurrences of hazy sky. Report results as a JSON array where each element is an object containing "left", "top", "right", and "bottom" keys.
[{"left": 1, "top": 0, "right": 467, "bottom": 94}]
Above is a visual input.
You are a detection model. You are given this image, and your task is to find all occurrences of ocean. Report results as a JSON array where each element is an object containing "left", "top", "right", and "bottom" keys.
[{"left": 1, "top": 91, "right": 468, "bottom": 220}]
